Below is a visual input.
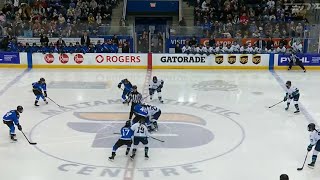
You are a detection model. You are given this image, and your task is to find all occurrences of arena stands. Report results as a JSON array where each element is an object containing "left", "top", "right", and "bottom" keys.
[
  {"left": 172, "top": 0, "right": 311, "bottom": 53},
  {"left": 0, "top": 0, "right": 129, "bottom": 53}
]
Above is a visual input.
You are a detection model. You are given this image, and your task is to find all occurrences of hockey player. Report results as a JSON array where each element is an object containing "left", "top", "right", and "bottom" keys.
[
  {"left": 182, "top": 44, "right": 191, "bottom": 54},
  {"left": 283, "top": 81, "right": 300, "bottom": 113},
  {"left": 3, "top": 106, "right": 23, "bottom": 141},
  {"left": 145, "top": 104, "right": 161, "bottom": 132},
  {"left": 130, "top": 118, "right": 150, "bottom": 160},
  {"left": 306, "top": 123, "right": 320, "bottom": 168},
  {"left": 149, "top": 76, "right": 164, "bottom": 103},
  {"left": 32, "top": 77, "right": 48, "bottom": 106},
  {"left": 128, "top": 85, "right": 142, "bottom": 121},
  {"left": 108, "top": 120, "right": 133, "bottom": 161},
  {"left": 288, "top": 50, "right": 306, "bottom": 72},
  {"left": 132, "top": 103, "right": 148, "bottom": 124},
  {"left": 118, "top": 78, "right": 133, "bottom": 103}
]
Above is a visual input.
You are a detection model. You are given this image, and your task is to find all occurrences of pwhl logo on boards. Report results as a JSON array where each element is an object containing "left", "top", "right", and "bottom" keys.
[{"left": 30, "top": 99, "right": 244, "bottom": 178}]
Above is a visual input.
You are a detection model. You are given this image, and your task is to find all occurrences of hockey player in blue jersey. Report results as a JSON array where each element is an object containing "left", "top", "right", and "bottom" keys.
[
  {"left": 132, "top": 103, "right": 149, "bottom": 125},
  {"left": 108, "top": 120, "right": 134, "bottom": 161},
  {"left": 118, "top": 78, "right": 133, "bottom": 103},
  {"left": 3, "top": 106, "right": 24, "bottom": 141},
  {"left": 32, "top": 77, "right": 48, "bottom": 106}
]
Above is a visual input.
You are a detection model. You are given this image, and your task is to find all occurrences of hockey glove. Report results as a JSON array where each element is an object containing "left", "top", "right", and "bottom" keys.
[
  {"left": 44, "top": 91, "right": 47, "bottom": 97},
  {"left": 17, "top": 124, "right": 22, "bottom": 131},
  {"left": 307, "top": 144, "right": 313, "bottom": 151},
  {"left": 283, "top": 96, "right": 288, "bottom": 102},
  {"left": 117, "top": 83, "right": 121, "bottom": 88}
]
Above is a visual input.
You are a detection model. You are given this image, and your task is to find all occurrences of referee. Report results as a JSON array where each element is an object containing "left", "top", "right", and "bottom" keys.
[{"left": 128, "top": 85, "right": 142, "bottom": 120}]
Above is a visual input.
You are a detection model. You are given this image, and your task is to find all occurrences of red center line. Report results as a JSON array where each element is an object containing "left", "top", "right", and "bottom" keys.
[{"left": 122, "top": 58, "right": 153, "bottom": 180}]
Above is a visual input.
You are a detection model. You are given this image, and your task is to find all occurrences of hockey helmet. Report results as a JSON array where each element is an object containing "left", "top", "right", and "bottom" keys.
[
  {"left": 17, "top": 106, "right": 23, "bottom": 113},
  {"left": 132, "top": 85, "right": 137, "bottom": 91},
  {"left": 285, "top": 81, "right": 291, "bottom": 88},
  {"left": 125, "top": 120, "right": 131, "bottom": 127},
  {"left": 152, "top": 76, "right": 158, "bottom": 83},
  {"left": 308, "top": 123, "right": 316, "bottom": 132},
  {"left": 40, "top": 77, "right": 46, "bottom": 83}
]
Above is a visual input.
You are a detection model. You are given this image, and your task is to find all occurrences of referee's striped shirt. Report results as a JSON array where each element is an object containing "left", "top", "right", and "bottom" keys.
[{"left": 128, "top": 91, "right": 142, "bottom": 104}]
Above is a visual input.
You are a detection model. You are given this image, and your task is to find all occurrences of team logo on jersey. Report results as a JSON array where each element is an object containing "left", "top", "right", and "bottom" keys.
[
  {"left": 59, "top": 54, "right": 69, "bottom": 64},
  {"left": 192, "top": 80, "right": 238, "bottom": 91},
  {"left": 215, "top": 55, "right": 224, "bottom": 64},
  {"left": 252, "top": 55, "right": 261, "bottom": 64},
  {"left": 227, "top": 55, "right": 236, "bottom": 64},
  {"left": 30, "top": 99, "right": 244, "bottom": 178},
  {"left": 240, "top": 55, "right": 248, "bottom": 64}
]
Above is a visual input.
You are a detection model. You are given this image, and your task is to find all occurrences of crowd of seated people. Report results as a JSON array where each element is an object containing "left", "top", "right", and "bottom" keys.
[
  {"left": 1, "top": 0, "right": 117, "bottom": 38},
  {"left": 188, "top": 0, "right": 308, "bottom": 38}
]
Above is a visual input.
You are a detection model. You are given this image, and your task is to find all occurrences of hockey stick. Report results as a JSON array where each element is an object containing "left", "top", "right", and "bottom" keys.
[
  {"left": 150, "top": 136, "right": 165, "bottom": 143},
  {"left": 47, "top": 96, "right": 64, "bottom": 108},
  {"left": 113, "top": 133, "right": 165, "bottom": 143},
  {"left": 21, "top": 131, "right": 37, "bottom": 145},
  {"left": 268, "top": 100, "right": 284, "bottom": 108},
  {"left": 297, "top": 152, "right": 308, "bottom": 171}
]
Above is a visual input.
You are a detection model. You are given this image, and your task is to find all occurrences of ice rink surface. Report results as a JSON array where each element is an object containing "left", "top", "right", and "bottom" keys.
[{"left": 0, "top": 68, "right": 319, "bottom": 180}]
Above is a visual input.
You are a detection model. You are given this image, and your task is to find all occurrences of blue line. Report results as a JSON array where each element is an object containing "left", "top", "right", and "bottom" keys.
[
  {"left": 0, "top": 68, "right": 31, "bottom": 96},
  {"left": 270, "top": 70, "right": 317, "bottom": 125},
  {"left": 269, "top": 53, "right": 274, "bottom": 70}
]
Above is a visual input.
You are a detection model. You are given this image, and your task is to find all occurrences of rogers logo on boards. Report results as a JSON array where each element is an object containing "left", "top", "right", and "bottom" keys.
[
  {"left": 74, "top": 54, "right": 84, "bottom": 64},
  {"left": 96, "top": 55, "right": 104, "bottom": 63},
  {"left": 95, "top": 55, "right": 141, "bottom": 63},
  {"left": 59, "top": 54, "right": 69, "bottom": 64},
  {"left": 44, "top": 54, "right": 54, "bottom": 64}
]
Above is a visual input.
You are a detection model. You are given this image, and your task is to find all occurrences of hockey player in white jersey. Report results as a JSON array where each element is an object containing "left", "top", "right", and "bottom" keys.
[
  {"left": 149, "top": 76, "right": 164, "bottom": 103},
  {"left": 283, "top": 81, "right": 300, "bottom": 113},
  {"left": 145, "top": 104, "right": 161, "bottom": 132},
  {"left": 292, "top": 40, "right": 303, "bottom": 53},
  {"left": 182, "top": 44, "right": 191, "bottom": 54},
  {"left": 307, "top": 123, "right": 320, "bottom": 168},
  {"left": 130, "top": 118, "right": 150, "bottom": 160}
]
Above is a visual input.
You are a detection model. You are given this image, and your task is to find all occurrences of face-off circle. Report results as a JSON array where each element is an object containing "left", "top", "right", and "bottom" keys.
[{"left": 30, "top": 101, "right": 245, "bottom": 169}]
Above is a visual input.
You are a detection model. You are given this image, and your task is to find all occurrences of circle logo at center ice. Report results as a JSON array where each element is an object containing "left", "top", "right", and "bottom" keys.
[{"left": 30, "top": 99, "right": 244, "bottom": 169}]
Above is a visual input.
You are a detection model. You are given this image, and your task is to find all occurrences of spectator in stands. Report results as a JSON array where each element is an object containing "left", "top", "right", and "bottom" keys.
[
  {"left": 175, "top": 43, "right": 182, "bottom": 53},
  {"left": 266, "top": 37, "right": 274, "bottom": 50},
  {"left": 40, "top": 34, "right": 49, "bottom": 46},
  {"left": 56, "top": 37, "right": 66, "bottom": 47},
  {"left": 81, "top": 31, "right": 90, "bottom": 47},
  {"left": 280, "top": 174, "right": 289, "bottom": 180},
  {"left": 255, "top": 38, "right": 266, "bottom": 50},
  {"left": 122, "top": 41, "right": 130, "bottom": 53},
  {"left": 112, "top": 35, "right": 119, "bottom": 45},
  {"left": 189, "top": 36, "right": 197, "bottom": 46},
  {"left": 208, "top": 36, "right": 215, "bottom": 47},
  {"left": 179, "top": 17, "right": 186, "bottom": 26}
]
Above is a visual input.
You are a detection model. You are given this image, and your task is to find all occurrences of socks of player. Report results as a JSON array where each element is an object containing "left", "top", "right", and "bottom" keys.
[
  {"left": 126, "top": 148, "right": 130, "bottom": 155},
  {"left": 294, "top": 104, "right": 300, "bottom": 113},
  {"left": 285, "top": 103, "right": 290, "bottom": 110},
  {"left": 130, "top": 149, "right": 137, "bottom": 160},
  {"left": 145, "top": 147, "right": 149, "bottom": 159}
]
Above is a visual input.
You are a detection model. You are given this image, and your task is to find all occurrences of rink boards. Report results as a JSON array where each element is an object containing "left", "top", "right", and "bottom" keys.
[{"left": 1, "top": 52, "right": 320, "bottom": 69}]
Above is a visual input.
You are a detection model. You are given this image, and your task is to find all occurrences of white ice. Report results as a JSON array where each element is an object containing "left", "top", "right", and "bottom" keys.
[{"left": 0, "top": 68, "right": 319, "bottom": 180}]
